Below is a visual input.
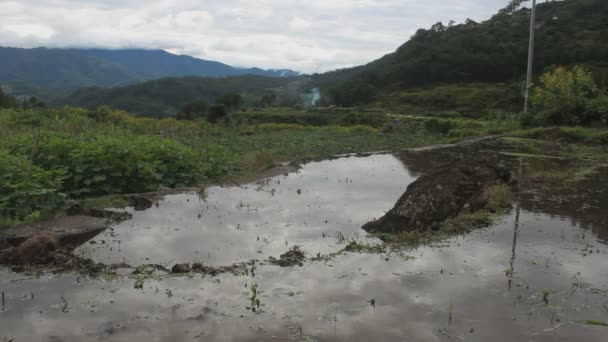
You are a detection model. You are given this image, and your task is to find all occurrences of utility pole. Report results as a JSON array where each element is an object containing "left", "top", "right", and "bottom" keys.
[{"left": 523, "top": 0, "right": 537, "bottom": 113}]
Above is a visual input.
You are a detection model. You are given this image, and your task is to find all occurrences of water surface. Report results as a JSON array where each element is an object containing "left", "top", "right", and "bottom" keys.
[{"left": 1, "top": 151, "right": 607, "bottom": 342}]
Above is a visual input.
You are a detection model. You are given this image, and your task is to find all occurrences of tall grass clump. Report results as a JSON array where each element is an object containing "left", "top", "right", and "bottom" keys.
[{"left": 242, "top": 150, "right": 275, "bottom": 172}]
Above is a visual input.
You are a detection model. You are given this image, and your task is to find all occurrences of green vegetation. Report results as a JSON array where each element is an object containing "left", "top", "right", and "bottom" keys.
[
  {"left": 509, "top": 127, "right": 608, "bottom": 145},
  {"left": 313, "top": 0, "right": 608, "bottom": 109},
  {"left": 371, "top": 83, "right": 522, "bottom": 118},
  {"left": 0, "top": 87, "right": 18, "bottom": 108},
  {"left": 241, "top": 150, "right": 275, "bottom": 173},
  {"left": 64, "top": 76, "right": 294, "bottom": 116},
  {"left": 522, "top": 66, "right": 608, "bottom": 126},
  {"left": 0, "top": 106, "right": 461, "bottom": 227},
  {"left": 0, "top": 149, "right": 65, "bottom": 220},
  {"left": 0, "top": 107, "right": 238, "bottom": 223}
]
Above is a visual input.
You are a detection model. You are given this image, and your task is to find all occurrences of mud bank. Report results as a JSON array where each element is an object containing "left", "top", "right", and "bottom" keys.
[{"left": 363, "top": 157, "right": 513, "bottom": 234}]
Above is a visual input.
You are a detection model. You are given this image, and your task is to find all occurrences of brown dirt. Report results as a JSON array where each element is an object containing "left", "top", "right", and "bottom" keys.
[{"left": 363, "top": 157, "right": 513, "bottom": 234}]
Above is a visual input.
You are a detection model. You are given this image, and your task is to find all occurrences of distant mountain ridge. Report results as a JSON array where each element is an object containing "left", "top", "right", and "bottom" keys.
[
  {"left": 0, "top": 46, "right": 299, "bottom": 100},
  {"left": 69, "top": 49, "right": 299, "bottom": 79}
]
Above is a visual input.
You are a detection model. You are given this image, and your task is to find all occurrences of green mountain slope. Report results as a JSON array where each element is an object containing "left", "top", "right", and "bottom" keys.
[
  {"left": 314, "top": 0, "right": 608, "bottom": 107},
  {"left": 0, "top": 47, "right": 145, "bottom": 99}
]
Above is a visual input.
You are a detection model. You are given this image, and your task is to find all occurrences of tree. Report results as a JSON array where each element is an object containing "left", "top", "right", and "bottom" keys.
[
  {"left": 177, "top": 100, "right": 208, "bottom": 120},
  {"left": 257, "top": 92, "right": 277, "bottom": 107},
  {"left": 498, "top": 0, "right": 529, "bottom": 16},
  {"left": 216, "top": 92, "right": 243, "bottom": 110},
  {"left": 530, "top": 66, "right": 599, "bottom": 125},
  {"left": 23, "top": 96, "right": 45, "bottom": 108},
  {"left": 0, "top": 87, "right": 18, "bottom": 108},
  {"left": 207, "top": 104, "right": 228, "bottom": 123}
]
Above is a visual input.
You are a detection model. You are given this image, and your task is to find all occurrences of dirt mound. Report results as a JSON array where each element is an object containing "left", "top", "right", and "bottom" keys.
[
  {"left": 268, "top": 247, "right": 306, "bottom": 267},
  {"left": 363, "top": 158, "right": 513, "bottom": 234},
  {"left": 12, "top": 232, "right": 57, "bottom": 264}
]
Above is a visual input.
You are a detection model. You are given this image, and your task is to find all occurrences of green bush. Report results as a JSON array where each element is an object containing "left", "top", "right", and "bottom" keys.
[
  {"left": 530, "top": 66, "right": 602, "bottom": 126},
  {"left": 0, "top": 150, "right": 65, "bottom": 220},
  {"left": 584, "top": 95, "right": 608, "bottom": 125},
  {"left": 424, "top": 118, "right": 454, "bottom": 134},
  {"left": 3, "top": 132, "right": 234, "bottom": 197}
]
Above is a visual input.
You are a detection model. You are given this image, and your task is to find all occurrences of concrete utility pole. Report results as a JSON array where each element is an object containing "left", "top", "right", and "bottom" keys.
[{"left": 523, "top": 0, "right": 537, "bottom": 113}]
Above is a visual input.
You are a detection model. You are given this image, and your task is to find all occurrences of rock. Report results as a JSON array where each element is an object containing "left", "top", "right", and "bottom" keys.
[
  {"left": 0, "top": 247, "right": 15, "bottom": 263},
  {"left": 363, "top": 158, "right": 512, "bottom": 234},
  {"left": 13, "top": 232, "right": 58, "bottom": 264},
  {"left": 65, "top": 200, "right": 83, "bottom": 216},
  {"left": 0, "top": 237, "right": 9, "bottom": 250},
  {"left": 171, "top": 263, "right": 191, "bottom": 273},
  {"left": 269, "top": 247, "right": 306, "bottom": 267},
  {"left": 128, "top": 196, "right": 153, "bottom": 211}
]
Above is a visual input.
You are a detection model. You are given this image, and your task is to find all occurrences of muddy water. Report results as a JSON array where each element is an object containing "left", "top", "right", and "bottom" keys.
[
  {"left": 2, "top": 153, "right": 608, "bottom": 342},
  {"left": 75, "top": 155, "right": 416, "bottom": 265}
]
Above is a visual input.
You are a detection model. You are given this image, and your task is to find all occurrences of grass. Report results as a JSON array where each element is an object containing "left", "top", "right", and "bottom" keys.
[
  {"left": 371, "top": 83, "right": 521, "bottom": 118},
  {"left": 498, "top": 136, "right": 608, "bottom": 185},
  {"left": 241, "top": 150, "right": 275, "bottom": 172},
  {"left": 80, "top": 195, "right": 130, "bottom": 210},
  {"left": 508, "top": 126, "right": 608, "bottom": 145},
  {"left": 209, "top": 129, "right": 445, "bottom": 162}
]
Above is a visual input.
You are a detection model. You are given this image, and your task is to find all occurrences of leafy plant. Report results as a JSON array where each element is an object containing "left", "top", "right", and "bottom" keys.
[
  {"left": 530, "top": 66, "right": 599, "bottom": 125},
  {"left": 0, "top": 150, "right": 65, "bottom": 220},
  {"left": 3, "top": 131, "right": 234, "bottom": 197}
]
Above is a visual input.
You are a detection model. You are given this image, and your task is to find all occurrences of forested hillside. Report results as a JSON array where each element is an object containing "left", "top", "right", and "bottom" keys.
[
  {"left": 64, "top": 76, "right": 296, "bottom": 116},
  {"left": 0, "top": 47, "right": 145, "bottom": 99},
  {"left": 315, "top": 0, "right": 608, "bottom": 106}
]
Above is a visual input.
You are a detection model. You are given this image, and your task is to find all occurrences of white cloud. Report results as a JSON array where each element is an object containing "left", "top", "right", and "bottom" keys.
[
  {"left": 289, "top": 17, "right": 312, "bottom": 31},
  {"left": 0, "top": 0, "right": 511, "bottom": 73}
]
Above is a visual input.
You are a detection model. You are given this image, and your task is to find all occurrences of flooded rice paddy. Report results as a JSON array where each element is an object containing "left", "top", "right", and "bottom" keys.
[{"left": 1, "top": 149, "right": 608, "bottom": 341}]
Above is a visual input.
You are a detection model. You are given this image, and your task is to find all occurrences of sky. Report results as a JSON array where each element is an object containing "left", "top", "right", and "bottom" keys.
[{"left": 0, "top": 0, "right": 510, "bottom": 73}]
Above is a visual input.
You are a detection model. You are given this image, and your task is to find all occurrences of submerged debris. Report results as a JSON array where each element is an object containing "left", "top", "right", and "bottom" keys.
[
  {"left": 268, "top": 246, "right": 306, "bottom": 267},
  {"left": 363, "top": 157, "right": 514, "bottom": 234},
  {"left": 171, "top": 263, "right": 191, "bottom": 273}
]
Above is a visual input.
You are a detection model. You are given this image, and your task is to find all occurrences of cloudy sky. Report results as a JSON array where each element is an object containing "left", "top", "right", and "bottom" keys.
[{"left": 0, "top": 0, "right": 510, "bottom": 73}]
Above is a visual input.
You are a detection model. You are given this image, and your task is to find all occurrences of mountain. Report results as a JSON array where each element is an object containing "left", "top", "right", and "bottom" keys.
[
  {"left": 0, "top": 47, "right": 299, "bottom": 100},
  {"left": 313, "top": 0, "right": 608, "bottom": 107},
  {"left": 69, "top": 49, "right": 299, "bottom": 79},
  {"left": 0, "top": 47, "right": 145, "bottom": 99},
  {"left": 64, "top": 75, "right": 296, "bottom": 116}
]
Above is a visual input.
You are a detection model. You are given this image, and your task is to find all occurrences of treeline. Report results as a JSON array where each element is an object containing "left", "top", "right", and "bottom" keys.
[
  {"left": 0, "top": 88, "right": 45, "bottom": 109},
  {"left": 314, "top": 0, "right": 608, "bottom": 106},
  {"left": 63, "top": 75, "right": 296, "bottom": 116}
]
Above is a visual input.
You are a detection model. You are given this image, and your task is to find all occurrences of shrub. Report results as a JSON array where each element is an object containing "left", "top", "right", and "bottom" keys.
[
  {"left": 424, "top": 118, "right": 454, "bottom": 134},
  {"left": 208, "top": 105, "right": 229, "bottom": 123},
  {"left": 200, "top": 145, "right": 239, "bottom": 180},
  {"left": 583, "top": 95, "right": 608, "bottom": 125},
  {"left": 530, "top": 66, "right": 599, "bottom": 126},
  {"left": 242, "top": 150, "right": 275, "bottom": 172},
  {"left": 3, "top": 132, "right": 231, "bottom": 197},
  {"left": 0, "top": 150, "right": 65, "bottom": 220}
]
